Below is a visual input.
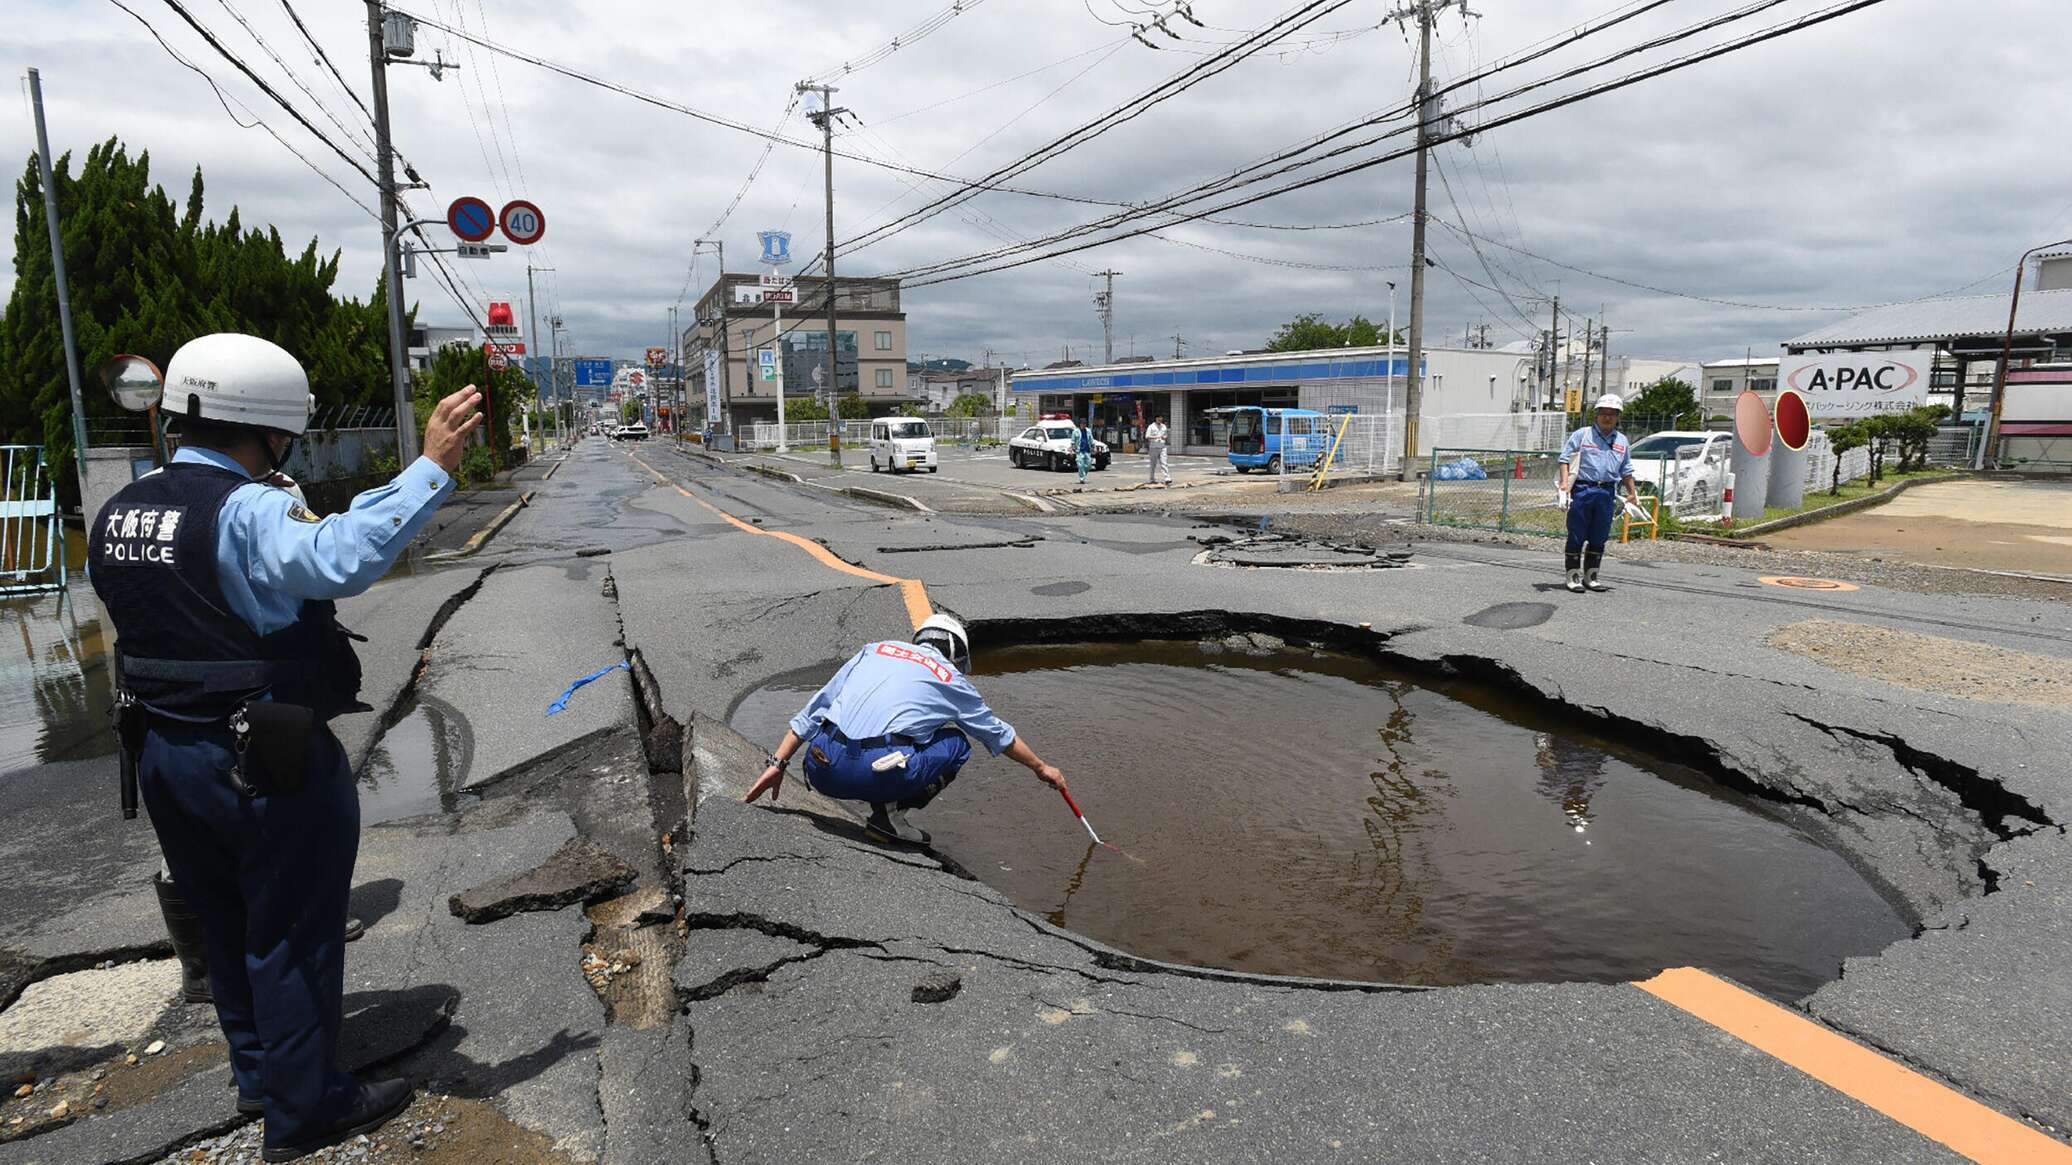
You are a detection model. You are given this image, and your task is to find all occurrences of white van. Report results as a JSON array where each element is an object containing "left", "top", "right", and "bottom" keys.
[{"left": 868, "top": 417, "right": 939, "bottom": 473}]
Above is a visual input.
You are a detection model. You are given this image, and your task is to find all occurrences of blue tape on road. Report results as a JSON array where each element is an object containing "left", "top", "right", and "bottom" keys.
[{"left": 546, "top": 661, "right": 631, "bottom": 716}]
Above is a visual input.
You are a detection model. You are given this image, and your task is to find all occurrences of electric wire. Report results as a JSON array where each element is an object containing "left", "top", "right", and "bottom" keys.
[
  {"left": 111, "top": 0, "right": 380, "bottom": 220},
  {"left": 839, "top": 0, "right": 1356, "bottom": 255},
  {"left": 210, "top": 0, "right": 380, "bottom": 162},
  {"left": 384, "top": 5, "right": 1118, "bottom": 208},
  {"left": 799, "top": 0, "right": 995, "bottom": 85},
  {"left": 880, "top": 0, "right": 1893, "bottom": 286},
  {"left": 275, "top": 0, "right": 373, "bottom": 121}
]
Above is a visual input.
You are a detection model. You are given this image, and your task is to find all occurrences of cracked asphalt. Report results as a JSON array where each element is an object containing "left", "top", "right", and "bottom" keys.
[{"left": 2, "top": 436, "right": 2067, "bottom": 1164}]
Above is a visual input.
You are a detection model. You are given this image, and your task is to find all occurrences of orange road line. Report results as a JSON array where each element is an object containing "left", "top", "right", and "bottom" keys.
[
  {"left": 1636, "top": 968, "right": 2072, "bottom": 1164},
  {"left": 625, "top": 448, "right": 933, "bottom": 629}
]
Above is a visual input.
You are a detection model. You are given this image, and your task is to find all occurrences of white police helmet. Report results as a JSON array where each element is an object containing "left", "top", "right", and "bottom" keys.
[
  {"left": 913, "top": 613, "right": 971, "bottom": 673},
  {"left": 165, "top": 333, "right": 316, "bottom": 436},
  {"left": 1594, "top": 393, "right": 1625, "bottom": 413}
]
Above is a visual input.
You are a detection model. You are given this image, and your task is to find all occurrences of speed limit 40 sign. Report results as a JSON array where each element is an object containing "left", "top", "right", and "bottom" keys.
[{"left": 500, "top": 200, "right": 546, "bottom": 245}]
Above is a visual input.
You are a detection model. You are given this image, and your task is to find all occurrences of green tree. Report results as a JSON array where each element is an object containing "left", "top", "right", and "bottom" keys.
[
  {"left": 1, "top": 138, "right": 400, "bottom": 501},
  {"left": 418, "top": 342, "right": 524, "bottom": 468},
  {"left": 1264, "top": 312, "right": 1400, "bottom": 353},
  {"left": 1825, "top": 420, "right": 1866, "bottom": 495},
  {"left": 945, "top": 392, "right": 991, "bottom": 417},
  {"left": 785, "top": 396, "right": 829, "bottom": 421},
  {"left": 1623, "top": 377, "right": 1701, "bottom": 429},
  {"left": 836, "top": 393, "right": 869, "bottom": 419}
]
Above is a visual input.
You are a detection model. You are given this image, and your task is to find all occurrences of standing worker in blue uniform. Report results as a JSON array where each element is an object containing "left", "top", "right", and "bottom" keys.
[
  {"left": 1074, "top": 418, "right": 1095, "bottom": 485},
  {"left": 1556, "top": 393, "right": 1646, "bottom": 593},
  {"left": 90, "top": 333, "right": 482, "bottom": 1162},
  {"left": 743, "top": 615, "right": 1069, "bottom": 844}
]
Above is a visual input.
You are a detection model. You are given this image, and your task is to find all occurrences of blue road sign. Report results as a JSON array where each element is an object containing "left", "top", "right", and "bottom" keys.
[
  {"left": 447, "top": 196, "right": 494, "bottom": 242},
  {"left": 757, "top": 230, "right": 792, "bottom": 265},
  {"left": 573, "top": 358, "right": 613, "bottom": 388},
  {"left": 1327, "top": 404, "right": 1360, "bottom": 415}
]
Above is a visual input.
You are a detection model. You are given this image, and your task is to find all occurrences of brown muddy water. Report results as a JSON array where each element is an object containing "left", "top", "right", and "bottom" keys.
[{"left": 731, "top": 639, "right": 1910, "bottom": 999}]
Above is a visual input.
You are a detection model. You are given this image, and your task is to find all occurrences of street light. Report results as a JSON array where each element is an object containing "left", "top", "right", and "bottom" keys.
[{"left": 1982, "top": 237, "right": 2072, "bottom": 469}]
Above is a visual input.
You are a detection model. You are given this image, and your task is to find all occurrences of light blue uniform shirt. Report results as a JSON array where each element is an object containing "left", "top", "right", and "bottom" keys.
[
  {"left": 174, "top": 446, "right": 455, "bottom": 635},
  {"left": 1560, "top": 425, "right": 1633, "bottom": 485},
  {"left": 789, "top": 641, "right": 1018, "bottom": 757}
]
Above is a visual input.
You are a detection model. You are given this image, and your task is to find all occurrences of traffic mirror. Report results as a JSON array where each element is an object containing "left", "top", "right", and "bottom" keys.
[{"left": 98, "top": 354, "right": 165, "bottom": 412}]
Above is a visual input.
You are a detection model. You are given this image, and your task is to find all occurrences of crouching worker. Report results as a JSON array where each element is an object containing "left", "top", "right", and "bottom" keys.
[{"left": 744, "top": 615, "right": 1068, "bottom": 845}]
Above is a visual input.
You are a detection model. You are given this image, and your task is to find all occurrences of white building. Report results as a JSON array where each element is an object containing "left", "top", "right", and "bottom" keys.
[{"left": 1009, "top": 345, "right": 1549, "bottom": 456}]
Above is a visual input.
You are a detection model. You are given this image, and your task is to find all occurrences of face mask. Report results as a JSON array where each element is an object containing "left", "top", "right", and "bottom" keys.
[{"left": 268, "top": 435, "right": 297, "bottom": 472}]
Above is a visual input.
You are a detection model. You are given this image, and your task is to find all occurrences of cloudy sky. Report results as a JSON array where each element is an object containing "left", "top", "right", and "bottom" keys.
[{"left": 6, "top": 0, "right": 2069, "bottom": 369}]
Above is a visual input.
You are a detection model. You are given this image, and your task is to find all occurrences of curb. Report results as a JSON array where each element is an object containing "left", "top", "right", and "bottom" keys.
[
  {"left": 425, "top": 489, "right": 533, "bottom": 561},
  {"left": 840, "top": 485, "right": 932, "bottom": 513},
  {"left": 1728, "top": 472, "right": 1964, "bottom": 539},
  {"left": 743, "top": 462, "right": 805, "bottom": 485}
]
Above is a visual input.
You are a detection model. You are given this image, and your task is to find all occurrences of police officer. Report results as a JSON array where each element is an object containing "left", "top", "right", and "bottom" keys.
[
  {"left": 742, "top": 614, "right": 1068, "bottom": 844},
  {"left": 1556, "top": 393, "right": 1645, "bottom": 593},
  {"left": 90, "top": 333, "right": 481, "bottom": 1162}
]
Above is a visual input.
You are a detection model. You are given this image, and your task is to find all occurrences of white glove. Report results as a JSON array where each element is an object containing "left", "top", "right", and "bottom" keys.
[
  {"left": 1556, "top": 490, "right": 1571, "bottom": 511},
  {"left": 1622, "top": 500, "right": 1648, "bottom": 522}
]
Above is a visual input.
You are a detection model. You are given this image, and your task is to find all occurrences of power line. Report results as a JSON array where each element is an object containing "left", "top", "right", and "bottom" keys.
[
  {"left": 276, "top": 0, "right": 373, "bottom": 121},
  {"left": 800, "top": 0, "right": 996, "bottom": 85},
  {"left": 209, "top": 0, "right": 380, "bottom": 161},
  {"left": 383, "top": 6, "right": 1120, "bottom": 209},
  {"left": 155, "top": 0, "right": 377, "bottom": 184},
  {"left": 900, "top": 0, "right": 1798, "bottom": 282},
  {"left": 884, "top": 0, "right": 1894, "bottom": 286},
  {"left": 110, "top": 0, "right": 380, "bottom": 219},
  {"left": 840, "top": 0, "right": 1357, "bottom": 256}
]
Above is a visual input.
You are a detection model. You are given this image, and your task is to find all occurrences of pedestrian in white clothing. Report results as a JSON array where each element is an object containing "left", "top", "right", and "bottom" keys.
[{"left": 1145, "top": 415, "right": 1173, "bottom": 485}]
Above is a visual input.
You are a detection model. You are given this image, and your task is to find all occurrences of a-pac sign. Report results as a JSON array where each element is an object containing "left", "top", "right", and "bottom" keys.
[{"left": 1778, "top": 350, "right": 1932, "bottom": 417}]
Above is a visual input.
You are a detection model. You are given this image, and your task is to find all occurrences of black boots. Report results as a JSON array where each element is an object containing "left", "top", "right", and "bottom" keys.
[
  {"left": 154, "top": 874, "right": 367, "bottom": 1008},
  {"left": 152, "top": 873, "right": 212, "bottom": 1004},
  {"left": 1564, "top": 550, "right": 1584, "bottom": 593}
]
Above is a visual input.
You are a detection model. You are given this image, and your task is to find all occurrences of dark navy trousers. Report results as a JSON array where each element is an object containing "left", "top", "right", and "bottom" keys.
[
  {"left": 138, "top": 719, "right": 359, "bottom": 1148},
  {"left": 802, "top": 724, "right": 972, "bottom": 808},
  {"left": 1566, "top": 483, "right": 1618, "bottom": 554}
]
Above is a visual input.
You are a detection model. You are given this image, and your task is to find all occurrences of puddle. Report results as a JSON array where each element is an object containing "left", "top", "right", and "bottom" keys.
[
  {"left": 0, "top": 588, "right": 117, "bottom": 775},
  {"left": 358, "top": 694, "right": 474, "bottom": 824},
  {"left": 733, "top": 639, "right": 1909, "bottom": 998}
]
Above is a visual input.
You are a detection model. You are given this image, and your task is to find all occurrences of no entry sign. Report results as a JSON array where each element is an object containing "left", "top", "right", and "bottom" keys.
[
  {"left": 448, "top": 196, "right": 494, "bottom": 242},
  {"left": 500, "top": 199, "right": 546, "bottom": 245}
]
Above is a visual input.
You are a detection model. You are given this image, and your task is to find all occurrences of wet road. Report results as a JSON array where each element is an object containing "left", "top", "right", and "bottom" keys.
[{"left": 733, "top": 639, "right": 1908, "bottom": 999}]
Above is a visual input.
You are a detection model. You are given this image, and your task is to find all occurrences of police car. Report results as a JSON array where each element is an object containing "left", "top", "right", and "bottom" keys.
[{"left": 1008, "top": 422, "right": 1110, "bottom": 472}]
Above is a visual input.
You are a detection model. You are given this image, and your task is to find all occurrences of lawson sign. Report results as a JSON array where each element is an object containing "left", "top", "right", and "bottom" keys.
[{"left": 1779, "top": 350, "right": 1932, "bottom": 417}]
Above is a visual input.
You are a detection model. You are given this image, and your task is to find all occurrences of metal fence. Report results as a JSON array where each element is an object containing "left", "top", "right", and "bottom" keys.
[
  {"left": 1424, "top": 448, "right": 1677, "bottom": 535},
  {"left": 1422, "top": 412, "right": 1568, "bottom": 453},
  {"left": 2, "top": 446, "right": 66, "bottom": 596},
  {"left": 1271, "top": 413, "right": 1401, "bottom": 486}
]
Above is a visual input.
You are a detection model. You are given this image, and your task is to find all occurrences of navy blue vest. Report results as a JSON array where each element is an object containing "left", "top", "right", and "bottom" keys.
[{"left": 89, "top": 461, "right": 364, "bottom": 721}]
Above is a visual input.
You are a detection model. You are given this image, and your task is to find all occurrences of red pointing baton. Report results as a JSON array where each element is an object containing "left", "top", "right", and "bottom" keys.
[{"left": 1058, "top": 786, "right": 1103, "bottom": 846}]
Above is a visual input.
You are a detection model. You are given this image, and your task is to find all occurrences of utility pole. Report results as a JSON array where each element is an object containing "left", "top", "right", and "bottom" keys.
[
  {"left": 1599, "top": 323, "right": 1612, "bottom": 397},
  {"left": 365, "top": 2, "right": 419, "bottom": 465},
  {"left": 1394, "top": 0, "right": 1458, "bottom": 478},
  {"left": 799, "top": 83, "right": 848, "bottom": 465},
  {"left": 1093, "top": 270, "right": 1121, "bottom": 364},
  {"left": 526, "top": 263, "right": 552, "bottom": 439},
  {"left": 1171, "top": 333, "right": 1187, "bottom": 360},
  {"left": 1546, "top": 294, "right": 1561, "bottom": 409},
  {"left": 1580, "top": 317, "right": 1593, "bottom": 409},
  {"left": 25, "top": 68, "right": 89, "bottom": 498}
]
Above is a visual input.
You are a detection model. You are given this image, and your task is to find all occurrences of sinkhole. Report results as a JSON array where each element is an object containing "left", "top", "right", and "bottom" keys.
[{"left": 731, "top": 638, "right": 1909, "bottom": 999}]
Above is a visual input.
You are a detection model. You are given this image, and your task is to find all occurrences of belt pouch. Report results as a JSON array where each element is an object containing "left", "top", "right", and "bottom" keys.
[{"left": 242, "top": 702, "right": 317, "bottom": 794}]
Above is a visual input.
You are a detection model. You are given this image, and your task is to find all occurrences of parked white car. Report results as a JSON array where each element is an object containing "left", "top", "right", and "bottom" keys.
[
  {"left": 1008, "top": 423, "right": 1111, "bottom": 472},
  {"left": 869, "top": 418, "right": 939, "bottom": 473},
  {"left": 1627, "top": 431, "right": 1730, "bottom": 512},
  {"left": 612, "top": 422, "right": 649, "bottom": 441}
]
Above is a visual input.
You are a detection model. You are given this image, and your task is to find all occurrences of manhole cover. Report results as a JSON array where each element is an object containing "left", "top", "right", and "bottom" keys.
[{"left": 1761, "top": 576, "right": 1860, "bottom": 591}]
